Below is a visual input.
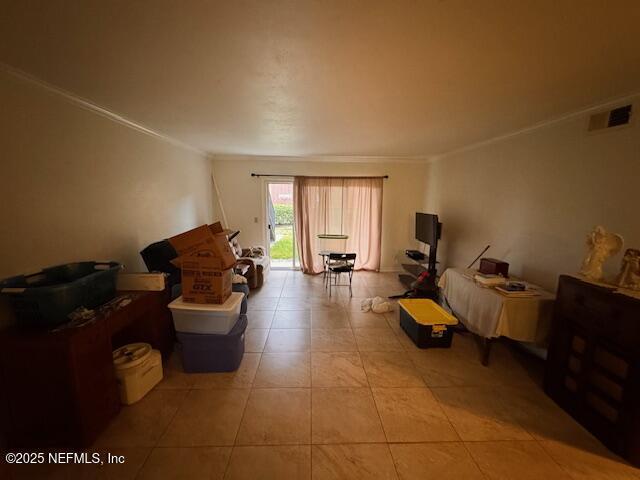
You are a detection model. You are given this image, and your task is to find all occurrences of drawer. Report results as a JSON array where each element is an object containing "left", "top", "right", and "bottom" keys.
[
  {"left": 557, "top": 283, "right": 616, "bottom": 327},
  {"left": 556, "top": 278, "right": 640, "bottom": 351}
]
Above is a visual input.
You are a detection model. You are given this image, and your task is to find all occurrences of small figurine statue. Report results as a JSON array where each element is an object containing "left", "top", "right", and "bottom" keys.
[
  {"left": 580, "top": 226, "right": 624, "bottom": 281},
  {"left": 616, "top": 248, "right": 640, "bottom": 291}
]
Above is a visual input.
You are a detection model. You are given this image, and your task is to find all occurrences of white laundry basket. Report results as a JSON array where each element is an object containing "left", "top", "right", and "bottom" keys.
[{"left": 113, "top": 343, "right": 163, "bottom": 405}]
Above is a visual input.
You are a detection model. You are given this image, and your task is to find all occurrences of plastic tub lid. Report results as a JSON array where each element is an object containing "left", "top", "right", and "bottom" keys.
[
  {"left": 398, "top": 299, "right": 458, "bottom": 326},
  {"left": 168, "top": 292, "right": 244, "bottom": 312},
  {"left": 113, "top": 343, "right": 152, "bottom": 370}
]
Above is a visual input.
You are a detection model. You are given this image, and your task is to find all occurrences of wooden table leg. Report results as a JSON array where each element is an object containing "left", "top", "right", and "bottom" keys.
[{"left": 481, "top": 337, "right": 493, "bottom": 366}]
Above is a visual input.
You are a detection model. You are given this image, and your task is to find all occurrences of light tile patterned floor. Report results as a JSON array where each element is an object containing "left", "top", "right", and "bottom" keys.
[{"left": 6, "top": 271, "right": 640, "bottom": 479}]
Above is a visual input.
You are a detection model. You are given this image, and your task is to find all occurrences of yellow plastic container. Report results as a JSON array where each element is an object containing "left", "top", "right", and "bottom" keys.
[
  {"left": 398, "top": 299, "right": 458, "bottom": 348},
  {"left": 398, "top": 299, "right": 458, "bottom": 325}
]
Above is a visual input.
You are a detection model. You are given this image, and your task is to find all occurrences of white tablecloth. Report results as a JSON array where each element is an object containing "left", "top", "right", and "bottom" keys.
[{"left": 438, "top": 268, "right": 555, "bottom": 344}]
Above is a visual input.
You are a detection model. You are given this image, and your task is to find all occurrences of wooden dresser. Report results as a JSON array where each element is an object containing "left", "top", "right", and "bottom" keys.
[
  {"left": 545, "top": 275, "right": 640, "bottom": 465},
  {"left": 0, "top": 288, "right": 174, "bottom": 448}
]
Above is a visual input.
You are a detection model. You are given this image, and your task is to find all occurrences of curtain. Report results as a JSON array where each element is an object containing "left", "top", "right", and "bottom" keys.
[
  {"left": 343, "top": 178, "right": 383, "bottom": 271},
  {"left": 294, "top": 177, "right": 333, "bottom": 274},
  {"left": 294, "top": 176, "right": 383, "bottom": 274}
]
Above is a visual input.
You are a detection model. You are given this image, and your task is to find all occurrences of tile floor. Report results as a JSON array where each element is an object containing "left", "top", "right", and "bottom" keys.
[{"left": 6, "top": 270, "right": 640, "bottom": 479}]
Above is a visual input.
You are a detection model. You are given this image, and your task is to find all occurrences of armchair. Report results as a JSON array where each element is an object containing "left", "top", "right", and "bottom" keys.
[{"left": 229, "top": 239, "right": 270, "bottom": 289}]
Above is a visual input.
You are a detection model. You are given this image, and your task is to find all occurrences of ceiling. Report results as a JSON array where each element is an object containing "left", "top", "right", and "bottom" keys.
[{"left": 1, "top": 1, "right": 639, "bottom": 158}]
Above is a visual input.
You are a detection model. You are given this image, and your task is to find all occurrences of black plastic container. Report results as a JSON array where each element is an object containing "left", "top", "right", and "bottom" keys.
[
  {"left": 140, "top": 240, "right": 180, "bottom": 287},
  {"left": 398, "top": 299, "right": 457, "bottom": 349},
  {"left": 177, "top": 314, "right": 247, "bottom": 373},
  {"left": 0, "top": 261, "right": 121, "bottom": 327}
]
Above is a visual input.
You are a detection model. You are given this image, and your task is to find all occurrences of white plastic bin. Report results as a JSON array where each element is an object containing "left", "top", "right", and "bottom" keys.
[
  {"left": 113, "top": 343, "right": 163, "bottom": 405},
  {"left": 169, "top": 292, "right": 244, "bottom": 334}
]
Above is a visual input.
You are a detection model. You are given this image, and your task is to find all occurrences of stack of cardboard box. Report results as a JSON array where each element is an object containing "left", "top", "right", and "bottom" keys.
[
  {"left": 166, "top": 222, "right": 247, "bottom": 373},
  {"left": 168, "top": 222, "right": 237, "bottom": 304}
]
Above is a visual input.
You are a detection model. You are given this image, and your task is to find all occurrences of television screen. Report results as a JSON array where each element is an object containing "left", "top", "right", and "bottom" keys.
[{"left": 415, "top": 213, "right": 439, "bottom": 245}]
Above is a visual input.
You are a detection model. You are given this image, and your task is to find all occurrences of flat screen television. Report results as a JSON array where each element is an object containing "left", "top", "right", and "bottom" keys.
[{"left": 415, "top": 213, "right": 440, "bottom": 246}]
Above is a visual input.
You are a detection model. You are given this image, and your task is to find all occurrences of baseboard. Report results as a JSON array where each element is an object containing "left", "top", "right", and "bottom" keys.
[{"left": 378, "top": 266, "right": 402, "bottom": 273}]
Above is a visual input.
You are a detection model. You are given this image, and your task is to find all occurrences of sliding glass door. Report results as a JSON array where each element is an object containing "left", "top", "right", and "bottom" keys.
[{"left": 265, "top": 180, "right": 299, "bottom": 270}]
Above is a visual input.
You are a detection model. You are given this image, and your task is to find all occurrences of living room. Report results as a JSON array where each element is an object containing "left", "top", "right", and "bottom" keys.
[{"left": 1, "top": 2, "right": 640, "bottom": 479}]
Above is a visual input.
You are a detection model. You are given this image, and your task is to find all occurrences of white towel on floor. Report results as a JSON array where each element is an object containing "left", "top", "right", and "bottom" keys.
[{"left": 361, "top": 296, "right": 392, "bottom": 313}]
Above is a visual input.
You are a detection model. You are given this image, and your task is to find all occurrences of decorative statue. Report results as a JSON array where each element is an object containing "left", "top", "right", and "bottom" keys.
[
  {"left": 580, "top": 226, "right": 624, "bottom": 281},
  {"left": 616, "top": 248, "right": 640, "bottom": 291}
]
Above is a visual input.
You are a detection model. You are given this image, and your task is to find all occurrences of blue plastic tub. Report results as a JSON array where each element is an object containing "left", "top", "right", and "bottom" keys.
[
  {"left": 177, "top": 315, "right": 247, "bottom": 373},
  {"left": 0, "top": 261, "right": 122, "bottom": 327}
]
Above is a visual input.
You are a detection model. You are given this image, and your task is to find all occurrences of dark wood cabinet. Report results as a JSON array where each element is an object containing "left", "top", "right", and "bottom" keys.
[
  {"left": 545, "top": 275, "right": 640, "bottom": 465},
  {"left": 0, "top": 289, "right": 174, "bottom": 448}
]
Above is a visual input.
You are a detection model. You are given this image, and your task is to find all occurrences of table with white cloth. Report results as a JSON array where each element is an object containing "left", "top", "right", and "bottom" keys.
[{"left": 438, "top": 267, "right": 555, "bottom": 364}]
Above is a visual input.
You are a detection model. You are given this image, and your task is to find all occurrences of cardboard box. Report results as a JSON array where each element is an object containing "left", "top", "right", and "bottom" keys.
[
  {"left": 207, "top": 222, "right": 238, "bottom": 269},
  {"left": 168, "top": 224, "right": 237, "bottom": 270},
  {"left": 167, "top": 223, "right": 238, "bottom": 304},
  {"left": 169, "top": 225, "right": 216, "bottom": 257},
  {"left": 180, "top": 257, "right": 233, "bottom": 304}
]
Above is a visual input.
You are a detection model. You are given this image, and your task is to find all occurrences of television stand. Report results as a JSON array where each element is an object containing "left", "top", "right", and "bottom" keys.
[
  {"left": 398, "top": 274, "right": 417, "bottom": 290},
  {"left": 400, "top": 263, "right": 428, "bottom": 281},
  {"left": 389, "top": 254, "right": 439, "bottom": 300},
  {"left": 405, "top": 249, "right": 426, "bottom": 261}
]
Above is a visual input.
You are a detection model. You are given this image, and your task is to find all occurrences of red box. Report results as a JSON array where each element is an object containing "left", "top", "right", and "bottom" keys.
[{"left": 479, "top": 258, "right": 509, "bottom": 277}]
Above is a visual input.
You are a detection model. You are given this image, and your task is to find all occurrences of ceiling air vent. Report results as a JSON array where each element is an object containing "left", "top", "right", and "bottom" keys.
[
  {"left": 608, "top": 104, "right": 632, "bottom": 127},
  {"left": 588, "top": 104, "right": 633, "bottom": 132}
]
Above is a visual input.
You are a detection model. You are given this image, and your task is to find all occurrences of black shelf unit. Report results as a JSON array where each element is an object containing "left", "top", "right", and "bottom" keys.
[
  {"left": 397, "top": 255, "right": 440, "bottom": 298},
  {"left": 545, "top": 275, "right": 640, "bottom": 466}
]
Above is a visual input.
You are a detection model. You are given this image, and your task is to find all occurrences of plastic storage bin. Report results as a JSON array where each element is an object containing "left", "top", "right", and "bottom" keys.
[
  {"left": 113, "top": 343, "right": 163, "bottom": 405},
  {"left": 0, "top": 261, "right": 122, "bottom": 327},
  {"left": 398, "top": 299, "right": 458, "bottom": 348},
  {"left": 169, "top": 292, "right": 244, "bottom": 334},
  {"left": 177, "top": 315, "right": 247, "bottom": 373},
  {"left": 233, "top": 283, "right": 249, "bottom": 314}
]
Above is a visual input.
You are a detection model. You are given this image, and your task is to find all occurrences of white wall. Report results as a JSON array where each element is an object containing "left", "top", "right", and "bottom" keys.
[
  {"left": 0, "top": 69, "right": 213, "bottom": 281},
  {"left": 426, "top": 96, "right": 640, "bottom": 291},
  {"left": 211, "top": 156, "right": 430, "bottom": 271}
]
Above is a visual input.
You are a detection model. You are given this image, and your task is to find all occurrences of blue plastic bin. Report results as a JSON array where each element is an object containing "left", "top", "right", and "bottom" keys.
[
  {"left": 0, "top": 261, "right": 122, "bottom": 327},
  {"left": 177, "top": 314, "right": 247, "bottom": 373}
]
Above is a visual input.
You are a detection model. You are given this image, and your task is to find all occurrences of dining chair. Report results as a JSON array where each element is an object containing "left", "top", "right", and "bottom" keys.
[{"left": 327, "top": 253, "right": 356, "bottom": 297}]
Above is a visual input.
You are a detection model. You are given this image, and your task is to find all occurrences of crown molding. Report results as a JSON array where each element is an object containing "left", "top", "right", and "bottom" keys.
[
  {"left": 209, "top": 153, "right": 431, "bottom": 164},
  {"left": 429, "top": 90, "right": 640, "bottom": 163},
  {"left": 0, "top": 62, "right": 206, "bottom": 157}
]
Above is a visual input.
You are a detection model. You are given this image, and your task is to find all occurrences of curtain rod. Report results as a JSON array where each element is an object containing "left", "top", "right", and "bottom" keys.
[{"left": 251, "top": 173, "right": 389, "bottom": 179}]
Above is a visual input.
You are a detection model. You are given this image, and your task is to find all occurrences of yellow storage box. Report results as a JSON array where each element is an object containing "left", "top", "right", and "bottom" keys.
[{"left": 398, "top": 299, "right": 458, "bottom": 348}]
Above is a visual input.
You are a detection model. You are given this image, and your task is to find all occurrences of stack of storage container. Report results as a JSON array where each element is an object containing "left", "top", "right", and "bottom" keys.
[
  {"left": 166, "top": 222, "right": 247, "bottom": 372},
  {"left": 169, "top": 293, "right": 246, "bottom": 372}
]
